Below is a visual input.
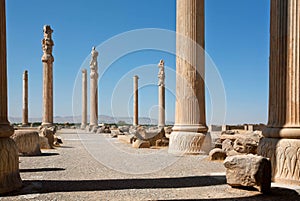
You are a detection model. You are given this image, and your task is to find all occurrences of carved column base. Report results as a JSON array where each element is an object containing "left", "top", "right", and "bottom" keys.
[
  {"left": 0, "top": 138, "right": 22, "bottom": 194},
  {"left": 168, "top": 131, "right": 207, "bottom": 155},
  {"left": 258, "top": 138, "right": 300, "bottom": 185}
]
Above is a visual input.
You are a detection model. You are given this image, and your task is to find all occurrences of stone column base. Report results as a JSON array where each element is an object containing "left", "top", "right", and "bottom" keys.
[
  {"left": 258, "top": 138, "right": 300, "bottom": 185},
  {"left": 168, "top": 132, "right": 207, "bottom": 155},
  {"left": 0, "top": 138, "right": 22, "bottom": 194}
]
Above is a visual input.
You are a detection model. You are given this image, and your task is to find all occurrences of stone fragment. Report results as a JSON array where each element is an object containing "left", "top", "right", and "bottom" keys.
[
  {"left": 118, "top": 135, "right": 135, "bottom": 144},
  {"left": 222, "top": 139, "right": 234, "bottom": 152},
  {"left": 134, "top": 126, "right": 165, "bottom": 146},
  {"left": 156, "top": 138, "right": 169, "bottom": 147},
  {"left": 233, "top": 132, "right": 262, "bottom": 154},
  {"left": 119, "top": 126, "right": 129, "bottom": 133},
  {"left": 39, "top": 126, "right": 56, "bottom": 148},
  {"left": 39, "top": 136, "right": 51, "bottom": 149},
  {"left": 209, "top": 148, "right": 227, "bottom": 161},
  {"left": 132, "top": 139, "right": 150, "bottom": 148},
  {"left": 224, "top": 154, "right": 271, "bottom": 193},
  {"left": 12, "top": 130, "right": 41, "bottom": 156},
  {"left": 110, "top": 129, "right": 120, "bottom": 138}
]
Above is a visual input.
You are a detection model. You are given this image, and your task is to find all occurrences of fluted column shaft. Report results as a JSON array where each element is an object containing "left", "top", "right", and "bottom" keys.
[
  {"left": 169, "top": 0, "right": 207, "bottom": 154},
  {"left": 133, "top": 75, "right": 139, "bottom": 126},
  {"left": 158, "top": 85, "right": 165, "bottom": 127},
  {"left": 41, "top": 25, "right": 54, "bottom": 127},
  {"left": 0, "top": 0, "right": 22, "bottom": 193},
  {"left": 258, "top": 0, "right": 300, "bottom": 185},
  {"left": 81, "top": 69, "right": 87, "bottom": 129},
  {"left": 0, "top": 0, "right": 13, "bottom": 137},
  {"left": 22, "top": 70, "right": 28, "bottom": 126},
  {"left": 265, "top": 0, "right": 300, "bottom": 138},
  {"left": 89, "top": 47, "right": 99, "bottom": 127}
]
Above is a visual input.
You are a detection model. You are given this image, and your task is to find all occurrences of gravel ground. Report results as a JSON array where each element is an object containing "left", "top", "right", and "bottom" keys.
[{"left": 1, "top": 129, "right": 300, "bottom": 201}]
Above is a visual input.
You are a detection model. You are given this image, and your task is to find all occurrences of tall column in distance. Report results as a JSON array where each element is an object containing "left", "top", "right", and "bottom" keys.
[
  {"left": 169, "top": 0, "right": 208, "bottom": 155},
  {"left": 81, "top": 68, "right": 87, "bottom": 129},
  {"left": 0, "top": 0, "right": 22, "bottom": 193},
  {"left": 41, "top": 25, "right": 54, "bottom": 127},
  {"left": 133, "top": 75, "right": 139, "bottom": 126},
  {"left": 158, "top": 59, "right": 165, "bottom": 128},
  {"left": 89, "top": 47, "right": 99, "bottom": 128},
  {"left": 22, "top": 70, "right": 28, "bottom": 126},
  {"left": 258, "top": 0, "right": 300, "bottom": 185}
]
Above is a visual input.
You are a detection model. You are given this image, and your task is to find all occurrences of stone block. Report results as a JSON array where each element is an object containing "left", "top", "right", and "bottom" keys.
[
  {"left": 12, "top": 130, "right": 41, "bottom": 156},
  {"left": 224, "top": 154, "right": 271, "bottom": 193},
  {"left": 209, "top": 148, "right": 227, "bottom": 161},
  {"left": 132, "top": 139, "right": 150, "bottom": 148}
]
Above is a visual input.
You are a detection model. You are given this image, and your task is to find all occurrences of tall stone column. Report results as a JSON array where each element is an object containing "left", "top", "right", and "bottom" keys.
[
  {"left": 89, "top": 47, "right": 99, "bottom": 128},
  {"left": 169, "top": 0, "right": 207, "bottom": 154},
  {"left": 133, "top": 75, "right": 139, "bottom": 126},
  {"left": 0, "top": 0, "right": 22, "bottom": 193},
  {"left": 41, "top": 25, "right": 54, "bottom": 127},
  {"left": 22, "top": 70, "right": 29, "bottom": 126},
  {"left": 81, "top": 69, "right": 87, "bottom": 129},
  {"left": 158, "top": 59, "right": 165, "bottom": 128},
  {"left": 258, "top": 0, "right": 300, "bottom": 185}
]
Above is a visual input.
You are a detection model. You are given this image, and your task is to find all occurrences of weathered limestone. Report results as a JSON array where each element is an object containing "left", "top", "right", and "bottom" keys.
[
  {"left": 0, "top": 0, "right": 22, "bottom": 193},
  {"left": 89, "top": 47, "right": 99, "bottom": 128},
  {"left": 39, "top": 126, "right": 56, "bottom": 148},
  {"left": 209, "top": 148, "right": 227, "bottom": 161},
  {"left": 22, "top": 70, "right": 29, "bottom": 126},
  {"left": 81, "top": 68, "right": 87, "bottom": 129},
  {"left": 169, "top": 0, "right": 208, "bottom": 154},
  {"left": 132, "top": 139, "right": 150, "bottom": 149},
  {"left": 257, "top": 0, "right": 300, "bottom": 184},
  {"left": 133, "top": 75, "right": 139, "bottom": 126},
  {"left": 158, "top": 59, "right": 165, "bottom": 128},
  {"left": 224, "top": 154, "right": 271, "bottom": 193},
  {"left": 41, "top": 25, "right": 54, "bottom": 127},
  {"left": 12, "top": 130, "right": 41, "bottom": 156}
]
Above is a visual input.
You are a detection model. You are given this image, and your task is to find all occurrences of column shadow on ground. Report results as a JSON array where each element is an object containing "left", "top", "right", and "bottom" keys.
[
  {"left": 20, "top": 168, "right": 65, "bottom": 173},
  {"left": 4, "top": 176, "right": 300, "bottom": 200},
  {"left": 5, "top": 175, "right": 226, "bottom": 196},
  {"left": 158, "top": 187, "right": 300, "bottom": 201}
]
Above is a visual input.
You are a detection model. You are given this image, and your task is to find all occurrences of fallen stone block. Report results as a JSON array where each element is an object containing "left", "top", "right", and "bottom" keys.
[
  {"left": 156, "top": 138, "right": 169, "bottom": 147},
  {"left": 12, "top": 130, "right": 42, "bottom": 156},
  {"left": 224, "top": 154, "right": 271, "bottom": 193},
  {"left": 118, "top": 135, "right": 135, "bottom": 144},
  {"left": 132, "top": 139, "right": 150, "bottom": 148},
  {"left": 209, "top": 148, "right": 226, "bottom": 161},
  {"left": 222, "top": 139, "right": 234, "bottom": 152}
]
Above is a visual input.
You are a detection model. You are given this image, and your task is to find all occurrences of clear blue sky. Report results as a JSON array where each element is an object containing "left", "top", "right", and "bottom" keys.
[{"left": 6, "top": 0, "right": 270, "bottom": 124}]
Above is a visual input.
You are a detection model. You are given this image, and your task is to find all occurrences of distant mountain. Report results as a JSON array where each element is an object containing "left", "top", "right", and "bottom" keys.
[{"left": 8, "top": 115, "right": 174, "bottom": 125}]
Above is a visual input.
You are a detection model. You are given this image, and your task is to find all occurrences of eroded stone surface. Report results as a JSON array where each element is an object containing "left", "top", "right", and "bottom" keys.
[
  {"left": 209, "top": 148, "right": 227, "bottom": 161},
  {"left": 12, "top": 130, "right": 41, "bottom": 156},
  {"left": 0, "top": 138, "right": 22, "bottom": 194},
  {"left": 224, "top": 154, "right": 271, "bottom": 193},
  {"left": 132, "top": 139, "right": 150, "bottom": 148}
]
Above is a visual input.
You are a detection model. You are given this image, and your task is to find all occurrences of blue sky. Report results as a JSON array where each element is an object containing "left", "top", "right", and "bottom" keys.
[{"left": 6, "top": 0, "right": 270, "bottom": 124}]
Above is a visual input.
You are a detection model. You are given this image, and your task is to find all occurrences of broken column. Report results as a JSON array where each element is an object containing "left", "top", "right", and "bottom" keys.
[
  {"left": 22, "top": 70, "right": 28, "bottom": 126},
  {"left": 133, "top": 75, "right": 139, "bottom": 126},
  {"left": 81, "top": 68, "right": 87, "bottom": 129},
  {"left": 0, "top": 0, "right": 22, "bottom": 193},
  {"left": 168, "top": 0, "right": 208, "bottom": 154},
  {"left": 158, "top": 59, "right": 165, "bottom": 128},
  {"left": 41, "top": 25, "right": 54, "bottom": 127},
  {"left": 89, "top": 47, "right": 99, "bottom": 128},
  {"left": 258, "top": 0, "right": 300, "bottom": 185}
]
